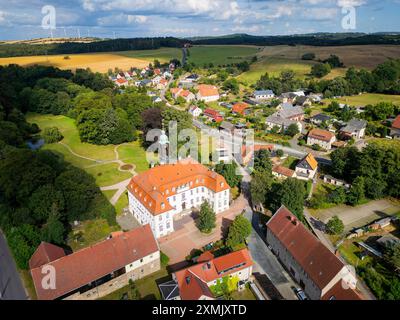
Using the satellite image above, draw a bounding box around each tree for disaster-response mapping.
[384,243,400,270]
[226,214,252,250]
[197,202,216,233]
[328,187,347,205]
[301,53,315,60]
[347,176,365,206]
[222,78,239,94]
[41,203,65,244]
[285,123,300,137]
[250,170,272,208]
[311,63,331,78]
[253,149,272,174]
[323,55,344,68]
[275,149,284,157]
[42,127,63,143]
[160,251,170,267]
[268,178,306,220]
[215,162,242,188]
[326,216,344,235]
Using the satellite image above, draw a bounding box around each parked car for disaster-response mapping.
[295,288,308,300]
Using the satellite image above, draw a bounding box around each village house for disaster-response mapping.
[294,96,311,107]
[204,108,224,123]
[159,249,253,300]
[114,78,128,87]
[266,206,363,300]
[295,153,318,181]
[310,113,332,126]
[232,102,251,116]
[241,144,274,166]
[276,104,305,121]
[152,75,162,86]
[127,160,230,239]
[29,225,160,300]
[265,115,303,134]
[253,90,275,101]
[196,84,220,102]
[156,78,168,90]
[170,88,195,102]
[323,175,351,189]
[272,165,296,179]
[307,128,336,150]
[188,105,202,118]
[390,114,400,139]
[340,118,368,140]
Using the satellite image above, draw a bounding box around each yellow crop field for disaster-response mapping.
[0,52,150,73]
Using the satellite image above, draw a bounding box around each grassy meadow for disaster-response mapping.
[26,113,150,188]
[324,93,400,106]
[186,45,260,66]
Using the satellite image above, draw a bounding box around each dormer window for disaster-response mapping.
[161,202,165,209]
[220,182,224,187]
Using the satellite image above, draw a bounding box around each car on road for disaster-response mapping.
[294,288,308,300]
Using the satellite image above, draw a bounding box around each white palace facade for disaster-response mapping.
[127,161,230,238]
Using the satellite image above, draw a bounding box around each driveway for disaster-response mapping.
[314,199,400,232]
[0,231,28,300]
[158,194,247,267]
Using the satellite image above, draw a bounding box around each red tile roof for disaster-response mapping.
[198,84,219,97]
[321,280,364,300]
[392,115,400,130]
[116,78,127,84]
[232,102,250,115]
[308,128,335,142]
[197,251,215,263]
[30,225,158,300]
[175,249,253,300]
[29,242,66,270]
[267,206,345,291]
[204,108,223,122]
[127,160,230,216]
[272,165,295,177]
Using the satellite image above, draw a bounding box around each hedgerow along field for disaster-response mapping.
[324,93,400,106]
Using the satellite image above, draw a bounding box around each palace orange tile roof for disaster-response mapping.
[127,160,230,216]
[308,128,335,142]
[197,84,219,97]
[30,225,158,300]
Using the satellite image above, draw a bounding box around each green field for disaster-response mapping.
[26,113,149,190]
[237,57,315,84]
[324,93,400,106]
[187,45,260,66]
[116,47,182,63]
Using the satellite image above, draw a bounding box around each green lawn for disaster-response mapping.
[85,163,133,187]
[27,113,148,186]
[19,269,37,300]
[282,156,298,170]
[324,93,400,107]
[115,191,129,216]
[115,47,182,63]
[338,240,373,268]
[231,287,257,300]
[238,57,315,84]
[187,45,260,66]
[117,142,151,173]
[100,267,169,300]
[67,218,120,251]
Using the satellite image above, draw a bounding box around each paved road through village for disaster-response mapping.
[0,231,27,300]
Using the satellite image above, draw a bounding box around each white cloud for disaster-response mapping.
[303,7,338,20]
[337,0,366,7]
[232,24,261,33]
[97,13,148,26]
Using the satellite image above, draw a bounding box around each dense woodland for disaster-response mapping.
[0,37,185,57]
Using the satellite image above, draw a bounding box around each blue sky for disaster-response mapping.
[0,0,399,40]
